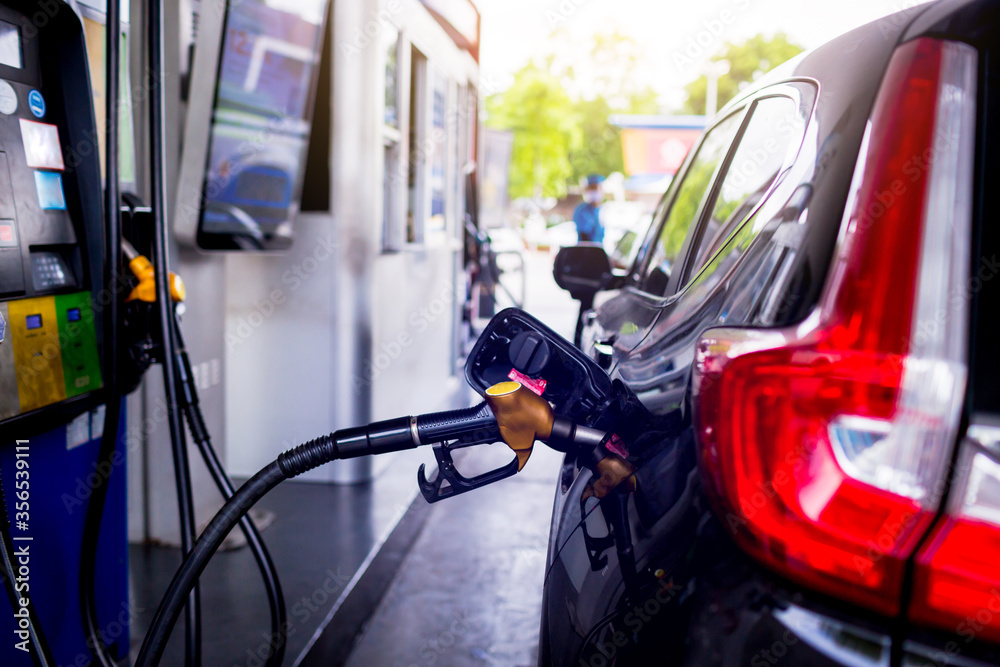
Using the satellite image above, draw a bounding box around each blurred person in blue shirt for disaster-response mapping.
[573,174,605,243]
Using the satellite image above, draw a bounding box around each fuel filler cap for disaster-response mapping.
[508,331,550,375]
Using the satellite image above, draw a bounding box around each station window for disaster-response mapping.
[407,47,428,244]
[454,83,469,235]
[462,86,477,224]
[385,46,466,249]
[384,26,400,130]
[382,24,404,249]
[426,71,449,243]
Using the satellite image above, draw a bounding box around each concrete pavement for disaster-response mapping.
[343,248,580,666]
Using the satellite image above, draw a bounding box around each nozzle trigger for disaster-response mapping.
[417,442,519,503]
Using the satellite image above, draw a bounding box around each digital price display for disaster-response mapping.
[0,20,21,69]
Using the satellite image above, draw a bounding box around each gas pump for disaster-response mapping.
[0,1,128,664]
[0,2,286,665]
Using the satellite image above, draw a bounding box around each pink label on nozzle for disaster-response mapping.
[605,433,629,459]
[507,368,547,396]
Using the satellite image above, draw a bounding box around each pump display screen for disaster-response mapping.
[198,0,328,250]
[25,314,41,330]
[0,20,20,69]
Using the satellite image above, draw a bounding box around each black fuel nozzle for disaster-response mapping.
[274,380,630,503]
[274,401,499,480]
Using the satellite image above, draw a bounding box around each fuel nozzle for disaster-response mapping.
[485,381,635,498]
[483,381,604,470]
[272,380,631,503]
[414,381,632,502]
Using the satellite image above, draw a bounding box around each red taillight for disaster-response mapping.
[911,431,1000,641]
[694,38,976,616]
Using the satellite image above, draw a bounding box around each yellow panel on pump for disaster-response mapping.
[7,297,66,412]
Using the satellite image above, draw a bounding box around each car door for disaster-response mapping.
[544,83,817,667]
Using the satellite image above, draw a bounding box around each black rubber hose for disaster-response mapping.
[0,466,54,667]
[79,0,123,661]
[148,0,200,661]
[135,388,523,666]
[135,463,286,667]
[173,316,287,667]
[136,421,424,666]
[167,421,200,667]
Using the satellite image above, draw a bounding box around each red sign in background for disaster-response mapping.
[621,128,702,175]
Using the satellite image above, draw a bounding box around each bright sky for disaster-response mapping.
[476,0,934,108]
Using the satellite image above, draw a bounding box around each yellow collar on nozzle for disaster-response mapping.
[484,381,554,471]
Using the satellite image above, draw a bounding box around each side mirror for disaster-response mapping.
[553,244,612,348]
[553,244,612,300]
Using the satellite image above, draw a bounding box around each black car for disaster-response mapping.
[544,1,1000,665]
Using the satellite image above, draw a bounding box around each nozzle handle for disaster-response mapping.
[416,402,499,445]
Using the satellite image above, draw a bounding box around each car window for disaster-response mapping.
[684,208,761,307]
[628,188,671,274]
[685,96,801,276]
[610,230,639,270]
[639,110,743,296]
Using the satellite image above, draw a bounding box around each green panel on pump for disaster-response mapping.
[55,291,102,398]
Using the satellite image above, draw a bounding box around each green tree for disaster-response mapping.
[486,64,580,199]
[682,33,804,115]
[568,89,658,181]
[568,96,622,179]
[486,29,662,197]
[561,30,660,183]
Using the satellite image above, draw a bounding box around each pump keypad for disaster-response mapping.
[30,251,73,290]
